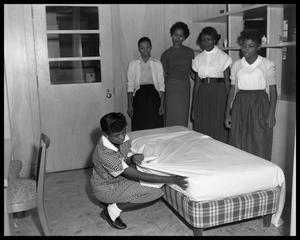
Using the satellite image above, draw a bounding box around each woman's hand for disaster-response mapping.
[224,114,231,129]
[127,105,134,119]
[171,175,188,190]
[159,104,165,115]
[131,153,144,165]
[266,114,276,128]
[189,70,197,81]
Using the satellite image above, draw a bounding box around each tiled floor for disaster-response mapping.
[10,168,291,236]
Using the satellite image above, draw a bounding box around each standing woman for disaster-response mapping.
[160,22,195,127]
[127,37,165,131]
[224,29,277,161]
[192,27,232,143]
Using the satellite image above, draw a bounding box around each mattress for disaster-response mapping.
[127,126,286,227]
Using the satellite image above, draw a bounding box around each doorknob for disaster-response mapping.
[106,89,112,98]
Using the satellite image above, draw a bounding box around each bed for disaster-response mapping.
[127,126,285,236]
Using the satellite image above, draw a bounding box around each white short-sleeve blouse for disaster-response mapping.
[230,55,276,93]
[192,46,232,78]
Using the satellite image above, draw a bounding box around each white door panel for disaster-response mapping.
[33,4,114,172]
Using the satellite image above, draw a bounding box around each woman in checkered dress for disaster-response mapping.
[90,112,188,229]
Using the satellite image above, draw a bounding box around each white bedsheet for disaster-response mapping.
[128,126,285,227]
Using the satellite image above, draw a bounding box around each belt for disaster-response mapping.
[200,78,224,83]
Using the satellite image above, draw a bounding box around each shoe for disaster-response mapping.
[101,208,127,229]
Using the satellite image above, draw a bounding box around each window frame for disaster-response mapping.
[45,4,101,84]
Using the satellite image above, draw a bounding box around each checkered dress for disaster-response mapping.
[90,137,163,204]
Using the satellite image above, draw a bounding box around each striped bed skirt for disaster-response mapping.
[163,185,280,229]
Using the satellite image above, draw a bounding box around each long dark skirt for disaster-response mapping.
[132,84,163,131]
[165,77,190,127]
[193,81,228,143]
[228,90,273,161]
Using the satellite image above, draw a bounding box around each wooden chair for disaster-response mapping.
[7,133,51,235]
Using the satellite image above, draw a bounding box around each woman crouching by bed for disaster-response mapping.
[90,112,188,229]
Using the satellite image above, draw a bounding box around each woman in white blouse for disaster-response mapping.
[192,27,232,143]
[127,37,165,131]
[224,29,277,161]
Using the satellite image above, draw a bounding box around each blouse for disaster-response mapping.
[230,55,276,95]
[192,46,232,78]
[140,60,154,85]
[91,135,132,186]
[127,57,165,95]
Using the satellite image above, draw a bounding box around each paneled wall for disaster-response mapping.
[271,100,296,195]
[4,5,41,176]
[116,4,226,61]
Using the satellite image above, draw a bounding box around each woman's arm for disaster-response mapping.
[266,85,277,128]
[223,67,230,93]
[127,61,135,119]
[121,166,188,190]
[189,69,197,81]
[159,91,165,115]
[160,52,168,78]
[127,92,134,119]
[190,74,201,121]
[224,85,235,128]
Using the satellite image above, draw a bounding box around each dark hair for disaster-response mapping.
[237,29,262,46]
[196,27,221,46]
[170,21,190,39]
[138,36,152,47]
[100,112,127,135]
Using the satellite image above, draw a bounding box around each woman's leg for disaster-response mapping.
[117,198,160,211]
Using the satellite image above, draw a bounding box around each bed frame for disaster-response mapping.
[162,185,281,236]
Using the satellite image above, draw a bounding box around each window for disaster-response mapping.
[46,6,101,84]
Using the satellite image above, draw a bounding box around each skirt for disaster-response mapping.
[228,90,273,160]
[193,80,228,143]
[132,84,163,131]
[165,77,190,127]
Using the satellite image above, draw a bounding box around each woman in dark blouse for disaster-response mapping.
[160,22,195,127]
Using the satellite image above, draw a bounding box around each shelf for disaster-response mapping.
[194,42,296,53]
[193,4,282,23]
[221,42,296,51]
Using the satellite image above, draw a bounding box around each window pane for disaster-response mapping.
[46,6,99,30]
[48,34,100,58]
[49,60,101,84]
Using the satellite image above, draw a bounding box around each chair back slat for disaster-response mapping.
[37,134,50,200]
[37,133,51,235]
[41,133,50,149]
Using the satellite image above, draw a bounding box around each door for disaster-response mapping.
[32,5,114,172]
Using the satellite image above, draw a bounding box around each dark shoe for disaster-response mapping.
[101,208,127,229]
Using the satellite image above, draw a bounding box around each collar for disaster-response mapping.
[137,56,153,63]
[101,134,130,152]
[204,46,218,54]
[241,55,262,68]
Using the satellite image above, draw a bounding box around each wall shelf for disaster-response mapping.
[193,4,273,23]
[221,41,296,51]
[194,41,296,53]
